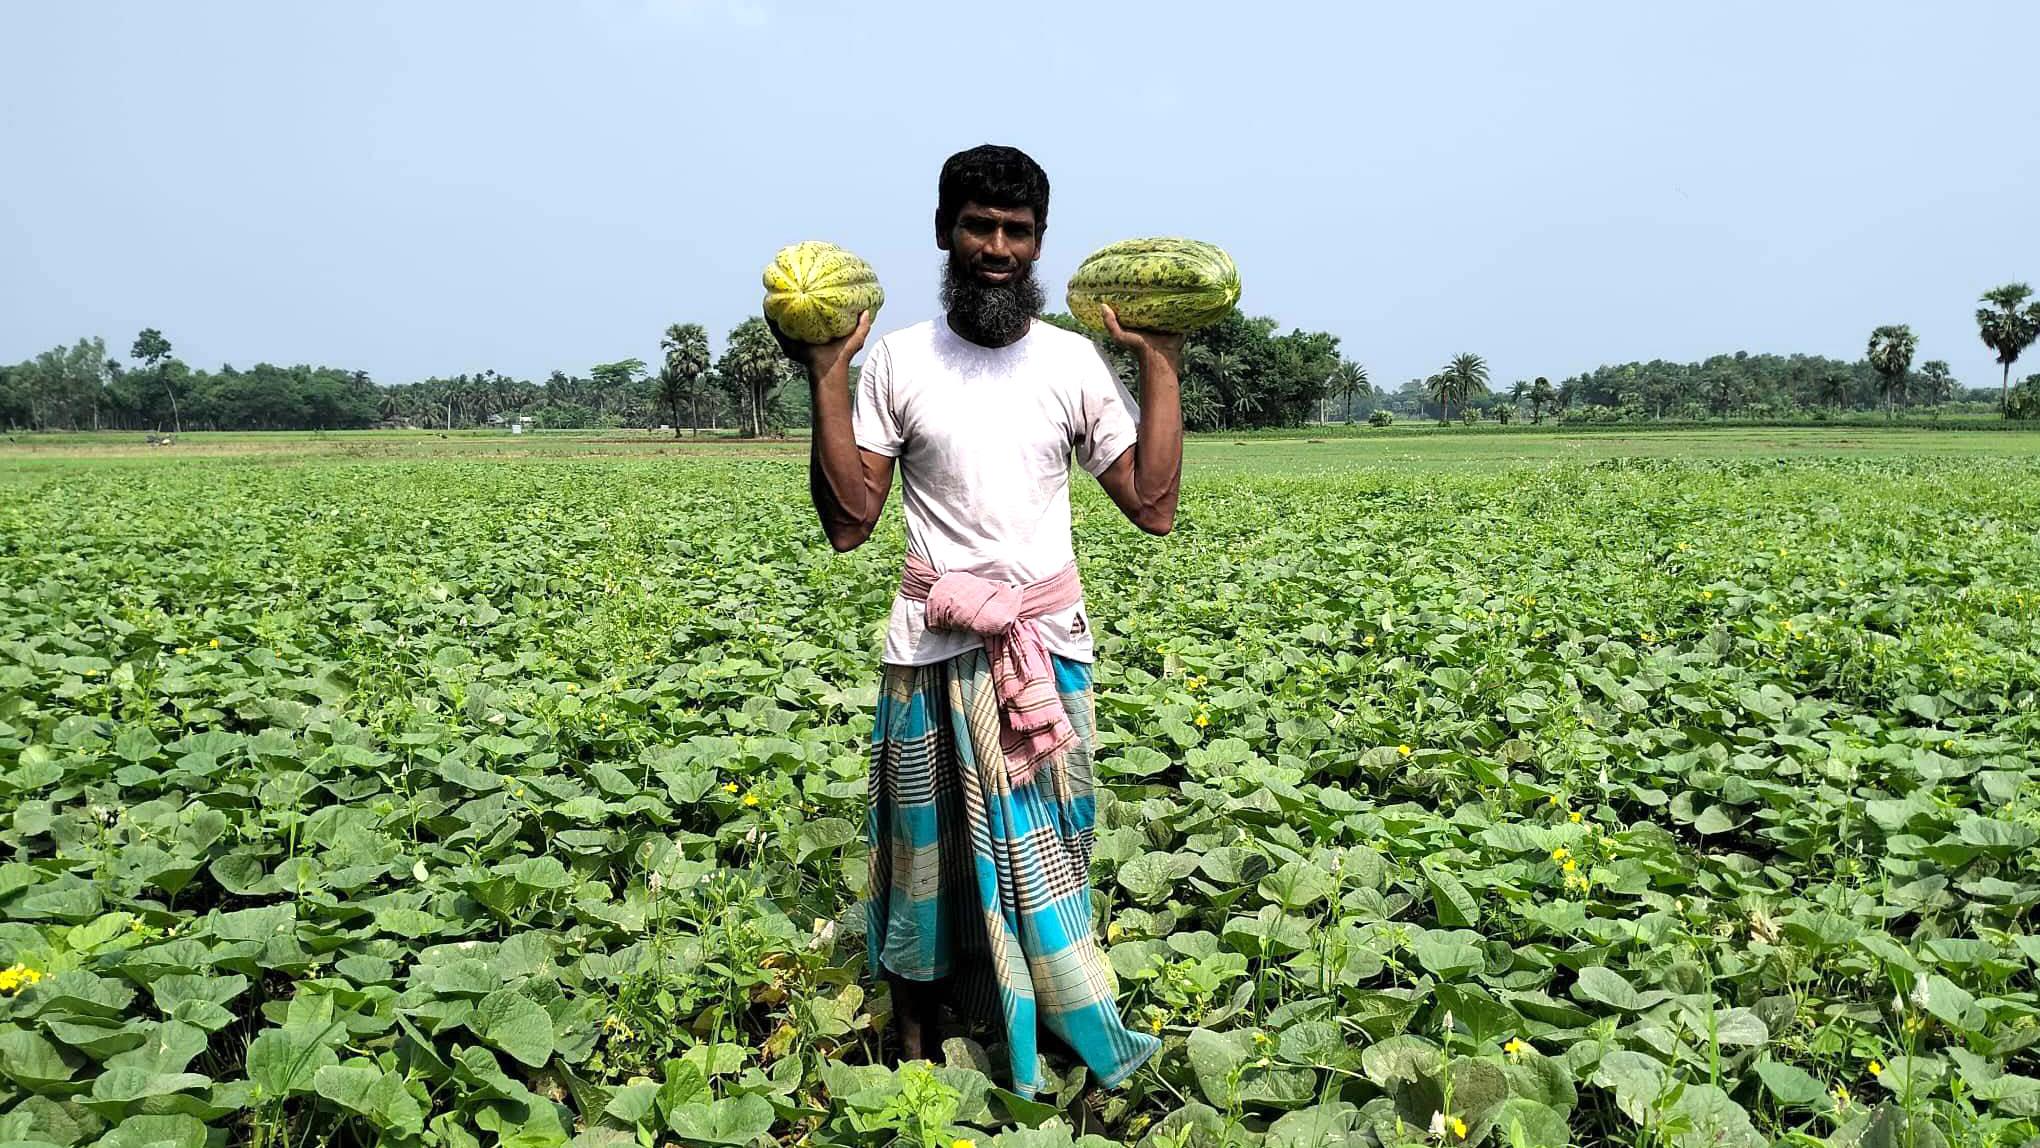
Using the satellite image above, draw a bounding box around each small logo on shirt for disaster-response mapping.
[1071,610,1087,636]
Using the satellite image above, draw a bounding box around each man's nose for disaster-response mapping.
[985,229,1011,259]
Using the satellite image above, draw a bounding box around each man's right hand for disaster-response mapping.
[769,310,873,382]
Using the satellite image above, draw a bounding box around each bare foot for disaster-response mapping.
[888,975,944,1063]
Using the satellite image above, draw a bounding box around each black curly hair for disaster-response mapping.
[936,145,1050,239]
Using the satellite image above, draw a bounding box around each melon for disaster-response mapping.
[762,242,884,343]
[1066,238,1240,334]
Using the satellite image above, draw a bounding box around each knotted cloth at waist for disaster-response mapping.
[898,553,1084,787]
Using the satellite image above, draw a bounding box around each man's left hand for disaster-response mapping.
[1100,304,1186,374]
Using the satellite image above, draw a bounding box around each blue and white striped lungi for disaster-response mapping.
[864,647,1160,1096]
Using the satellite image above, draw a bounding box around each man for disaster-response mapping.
[775,144,1183,1097]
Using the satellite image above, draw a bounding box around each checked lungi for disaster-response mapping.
[864,647,1161,1096]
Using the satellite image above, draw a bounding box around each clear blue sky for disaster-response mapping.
[4,1,2037,392]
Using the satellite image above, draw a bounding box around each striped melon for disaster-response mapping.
[1066,238,1240,334]
[762,242,884,343]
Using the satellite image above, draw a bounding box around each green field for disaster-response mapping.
[5,423,2039,473]
[2,428,2038,1148]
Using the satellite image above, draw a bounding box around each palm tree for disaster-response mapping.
[1185,346,1218,426]
[1229,368,1264,426]
[1976,283,2040,419]
[1423,373,1450,424]
[1816,368,1851,412]
[717,319,792,438]
[1554,378,1577,421]
[1917,360,1955,410]
[1528,377,1555,424]
[1188,347,1252,430]
[1178,373,1223,430]
[659,322,712,437]
[469,370,503,426]
[423,378,456,429]
[490,374,516,422]
[1428,353,1488,424]
[1330,361,1369,423]
[1866,325,1918,420]
[1216,351,1250,428]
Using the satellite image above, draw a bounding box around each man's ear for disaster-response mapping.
[934,211,950,252]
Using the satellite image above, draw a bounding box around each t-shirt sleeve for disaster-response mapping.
[850,340,903,457]
[1074,345,1141,477]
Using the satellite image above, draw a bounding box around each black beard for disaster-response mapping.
[940,253,1043,346]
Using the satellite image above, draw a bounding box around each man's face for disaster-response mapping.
[938,201,1047,346]
[940,202,1041,285]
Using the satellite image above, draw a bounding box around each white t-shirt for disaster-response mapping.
[852,316,1141,667]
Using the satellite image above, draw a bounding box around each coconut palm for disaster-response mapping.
[490,374,517,421]
[1528,376,1556,424]
[468,371,504,426]
[1976,283,2040,418]
[416,378,453,429]
[1866,325,1917,420]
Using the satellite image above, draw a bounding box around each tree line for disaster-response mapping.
[1376,283,2040,425]
[0,322,812,436]
[0,334,385,434]
[5,282,2036,434]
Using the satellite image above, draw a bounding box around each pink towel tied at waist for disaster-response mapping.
[899,553,1084,787]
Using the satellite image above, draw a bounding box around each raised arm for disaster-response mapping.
[1093,304,1185,536]
[774,311,895,551]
